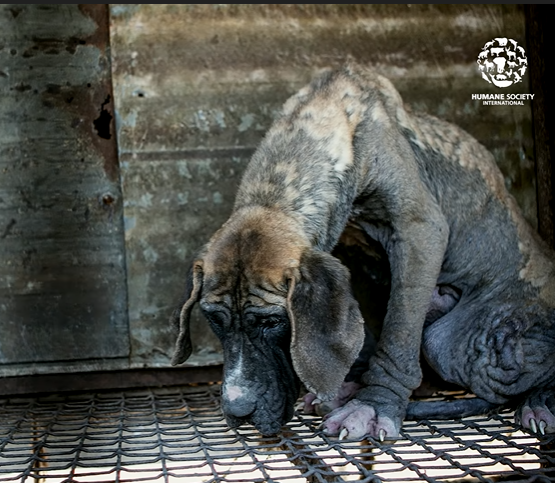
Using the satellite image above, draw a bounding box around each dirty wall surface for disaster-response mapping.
[0,5,128,376]
[110,5,534,369]
[0,5,535,375]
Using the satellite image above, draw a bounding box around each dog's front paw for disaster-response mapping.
[516,389,555,436]
[299,381,362,416]
[320,399,400,442]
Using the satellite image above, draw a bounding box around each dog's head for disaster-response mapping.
[171,207,365,435]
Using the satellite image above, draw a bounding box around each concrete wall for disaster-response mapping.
[0,4,536,375]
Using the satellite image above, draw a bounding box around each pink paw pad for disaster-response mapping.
[299,392,318,414]
[321,399,399,441]
[520,405,555,435]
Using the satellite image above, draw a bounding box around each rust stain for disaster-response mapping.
[1,5,129,367]
[79,4,120,183]
[78,4,110,52]
[33,5,120,182]
[41,80,119,183]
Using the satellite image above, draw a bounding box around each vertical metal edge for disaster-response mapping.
[526,5,555,248]
[80,4,131,359]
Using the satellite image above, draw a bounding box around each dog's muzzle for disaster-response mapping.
[222,391,256,420]
[221,382,292,435]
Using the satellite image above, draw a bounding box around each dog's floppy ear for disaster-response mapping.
[286,249,365,400]
[170,260,204,366]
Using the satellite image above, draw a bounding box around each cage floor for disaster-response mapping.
[0,384,554,483]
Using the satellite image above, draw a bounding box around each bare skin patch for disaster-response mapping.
[386,85,553,295]
[286,75,368,174]
[281,85,314,117]
[173,63,555,440]
[506,194,555,300]
[295,100,355,172]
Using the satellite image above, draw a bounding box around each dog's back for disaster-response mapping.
[236,64,555,307]
[173,63,555,438]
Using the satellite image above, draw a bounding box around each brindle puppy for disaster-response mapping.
[171,64,555,440]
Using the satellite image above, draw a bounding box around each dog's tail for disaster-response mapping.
[406,397,499,421]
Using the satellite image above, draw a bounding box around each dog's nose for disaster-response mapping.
[223,397,256,419]
[222,384,256,418]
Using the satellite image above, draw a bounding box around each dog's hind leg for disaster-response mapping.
[516,387,555,435]
[514,316,555,435]
[422,301,555,433]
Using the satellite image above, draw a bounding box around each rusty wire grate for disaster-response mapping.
[0,384,554,483]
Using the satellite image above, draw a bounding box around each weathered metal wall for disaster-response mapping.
[526,5,555,249]
[109,5,535,368]
[0,5,129,376]
[0,5,534,377]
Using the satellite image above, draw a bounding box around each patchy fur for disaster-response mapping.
[171,64,555,440]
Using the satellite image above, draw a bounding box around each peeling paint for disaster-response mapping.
[142,246,159,263]
[176,160,193,179]
[124,215,136,232]
[238,113,255,132]
[194,109,210,132]
[123,110,137,128]
[138,193,153,208]
[213,191,223,204]
[214,109,227,129]
[177,192,189,205]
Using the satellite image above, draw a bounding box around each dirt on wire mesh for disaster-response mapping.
[0,383,553,482]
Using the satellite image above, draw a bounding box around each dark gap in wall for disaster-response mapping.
[93,95,112,139]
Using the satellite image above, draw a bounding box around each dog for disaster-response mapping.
[171,63,555,440]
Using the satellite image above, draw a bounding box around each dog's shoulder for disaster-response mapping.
[319,65,555,304]
[237,63,555,302]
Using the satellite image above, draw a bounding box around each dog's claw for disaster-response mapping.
[313,398,322,406]
[295,402,305,411]
[379,429,386,442]
[539,420,547,436]
[339,428,349,441]
[530,418,538,434]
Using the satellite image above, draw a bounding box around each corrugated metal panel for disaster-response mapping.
[109,4,534,368]
[0,5,129,374]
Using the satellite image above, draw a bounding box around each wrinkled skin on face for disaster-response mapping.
[201,301,300,435]
[195,208,303,435]
[171,206,365,436]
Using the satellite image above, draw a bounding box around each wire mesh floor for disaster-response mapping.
[0,383,554,483]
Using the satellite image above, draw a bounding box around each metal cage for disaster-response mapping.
[1,384,554,483]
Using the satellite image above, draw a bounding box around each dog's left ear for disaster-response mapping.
[286,249,365,400]
[170,260,204,366]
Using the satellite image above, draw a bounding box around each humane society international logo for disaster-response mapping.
[477,37,527,87]
[472,37,533,106]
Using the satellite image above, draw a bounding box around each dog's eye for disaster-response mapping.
[206,312,224,325]
[201,308,229,328]
[260,316,282,330]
